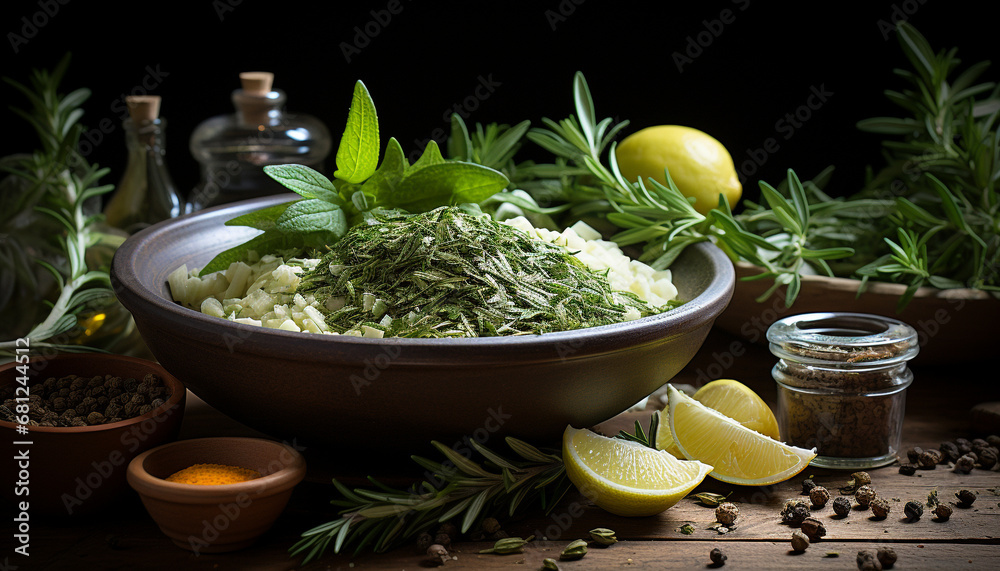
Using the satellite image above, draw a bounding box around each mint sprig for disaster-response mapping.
[199,81,510,275]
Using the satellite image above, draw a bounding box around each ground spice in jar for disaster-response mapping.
[767,313,918,470]
[165,463,261,485]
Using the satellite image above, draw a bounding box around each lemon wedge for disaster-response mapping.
[693,379,781,440]
[667,385,816,486]
[562,425,713,517]
[654,379,780,458]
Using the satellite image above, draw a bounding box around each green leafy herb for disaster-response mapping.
[200,81,510,275]
[615,412,659,449]
[0,55,119,356]
[290,437,568,563]
[298,206,661,337]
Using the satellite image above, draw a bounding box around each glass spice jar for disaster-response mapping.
[767,312,918,470]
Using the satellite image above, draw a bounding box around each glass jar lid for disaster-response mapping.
[767,312,919,368]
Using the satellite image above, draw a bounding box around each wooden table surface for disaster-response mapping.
[10,327,1000,570]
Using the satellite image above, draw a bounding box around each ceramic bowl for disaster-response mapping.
[127,436,306,553]
[110,194,735,453]
[714,261,1000,365]
[0,353,185,518]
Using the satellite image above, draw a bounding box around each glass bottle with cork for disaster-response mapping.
[103,95,183,234]
[187,71,332,211]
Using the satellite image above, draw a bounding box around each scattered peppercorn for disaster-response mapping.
[933,503,953,521]
[987,435,1000,448]
[857,550,882,570]
[956,489,977,507]
[955,438,972,454]
[917,450,939,469]
[790,530,810,553]
[939,441,960,463]
[870,497,891,519]
[801,478,817,495]
[898,464,916,476]
[809,486,831,509]
[780,500,811,527]
[709,547,727,566]
[434,533,452,548]
[415,532,433,553]
[800,518,826,541]
[971,438,989,455]
[850,471,872,488]
[979,448,998,469]
[954,454,975,474]
[877,546,897,568]
[905,447,923,463]
[437,522,459,541]
[426,544,449,566]
[904,501,923,521]
[481,517,501,535]
[715,502,739,527]
[855,485,877,508]
[833,496,852,517]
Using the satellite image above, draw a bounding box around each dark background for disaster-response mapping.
[2,0,995,207]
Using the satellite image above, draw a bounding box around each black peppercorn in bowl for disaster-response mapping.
[0,353,186,518]
[110,194,734,456]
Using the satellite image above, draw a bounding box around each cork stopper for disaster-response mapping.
[239,72,274,95]
[125,95,161,122]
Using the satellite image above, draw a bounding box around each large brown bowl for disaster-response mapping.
[0,353,185,518]
[110,194,734,453]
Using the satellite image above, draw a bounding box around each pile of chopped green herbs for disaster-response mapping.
[298,206,658,337]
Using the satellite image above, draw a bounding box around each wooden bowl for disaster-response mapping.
[110,194,735,453]
[126,437,306,553]
[0,354,185,518]
[713,261,1000,365]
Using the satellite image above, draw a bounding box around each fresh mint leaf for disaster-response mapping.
[410,140,447,171]
[199,229,312,276]
[263,164,342,204]
[334,80,380,184]
[224,202,292,231]
[385,162,509,211]
[360,137,407,202]
[276,198,348,236]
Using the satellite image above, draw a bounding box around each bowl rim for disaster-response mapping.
[111,194,736,358]
[0,353,186,433]
[126,436,307,502]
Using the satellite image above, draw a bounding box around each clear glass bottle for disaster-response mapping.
[767,312,919,469]
[187,71,332,211]
[103,95,182,234]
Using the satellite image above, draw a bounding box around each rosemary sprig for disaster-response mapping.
[0,55,117,356]
[615,411,659,449]
[291,436,568,563]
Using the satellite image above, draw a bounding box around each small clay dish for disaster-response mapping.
[126,437,307,553]
[0,353,185,518]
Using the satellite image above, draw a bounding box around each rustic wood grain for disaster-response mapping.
[8,328,1000,570]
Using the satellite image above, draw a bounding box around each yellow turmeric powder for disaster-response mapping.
[165,463,261,485]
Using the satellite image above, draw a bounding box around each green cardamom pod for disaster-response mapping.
[691,492,730,507]
[541,557,561,570]
[559,539,589,561]
[588,527,618,546]
[479,535,533,554]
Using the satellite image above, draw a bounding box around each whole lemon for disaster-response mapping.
[615,125,741,215]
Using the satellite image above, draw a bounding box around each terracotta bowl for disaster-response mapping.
[126,437,306,553]
[714,261,1000,365]
[110,194,735,453]
[0,353,185,518]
